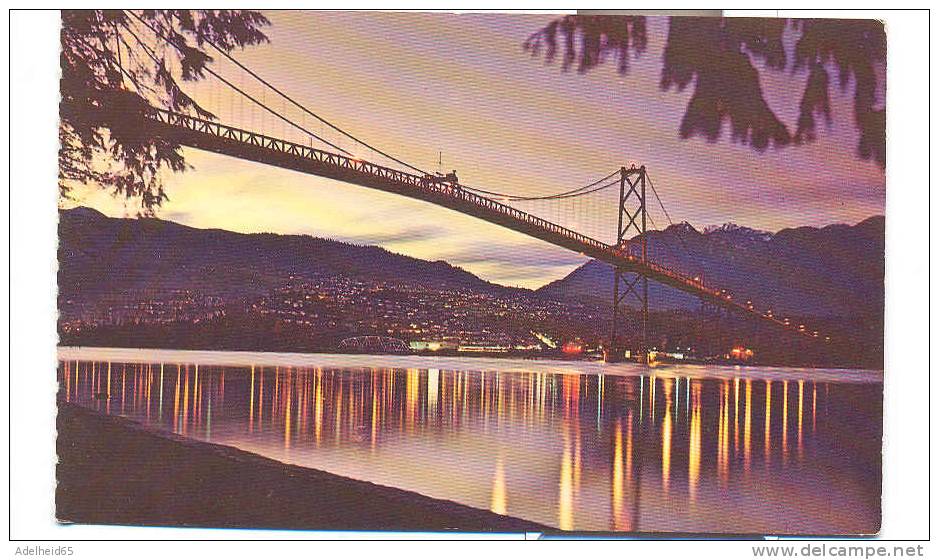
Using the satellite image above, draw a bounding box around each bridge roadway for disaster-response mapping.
[106,106,817,340]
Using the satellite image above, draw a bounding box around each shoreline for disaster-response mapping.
[56,402,551,533]
[57,346,885,384]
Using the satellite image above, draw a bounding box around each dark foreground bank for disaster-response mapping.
[56,402,549,533]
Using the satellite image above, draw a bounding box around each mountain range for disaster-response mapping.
[59,207,884,320]
[58,207,514,307]
[539,216,884,318]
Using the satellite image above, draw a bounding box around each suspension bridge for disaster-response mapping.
[66,11,829,362]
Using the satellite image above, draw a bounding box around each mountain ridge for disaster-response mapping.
[539,215,884,318]
[58,207,884,320]
[57,207,518,309]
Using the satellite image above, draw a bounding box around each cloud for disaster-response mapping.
[339,224,445,246]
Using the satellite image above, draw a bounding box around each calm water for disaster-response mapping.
[57,349,882,534]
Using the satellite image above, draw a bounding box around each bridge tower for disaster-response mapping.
[608,165,649,363]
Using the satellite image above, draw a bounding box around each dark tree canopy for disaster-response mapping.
[524,15,886,169]
[59,10,269,212]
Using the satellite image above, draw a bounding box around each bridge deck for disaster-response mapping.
[115,107,817,340]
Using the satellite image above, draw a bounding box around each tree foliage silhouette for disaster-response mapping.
[524,16,886,169]
[59,10,269,212]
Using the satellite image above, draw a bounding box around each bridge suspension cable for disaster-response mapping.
[121,10,691,244]
[124,10,353,156]
[646,171,695,260]
[128,11,635,208]
[647,172,675,227]
[123,11,648,220]
[462,169,621,201]
[188,17,434,176]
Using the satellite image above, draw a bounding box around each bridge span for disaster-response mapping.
[69,103,821,345]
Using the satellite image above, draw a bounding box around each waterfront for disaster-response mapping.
[57,348,882,534]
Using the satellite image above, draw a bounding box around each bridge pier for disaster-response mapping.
[608,165,649,364]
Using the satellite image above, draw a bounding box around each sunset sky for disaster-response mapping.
[65,11,887,289]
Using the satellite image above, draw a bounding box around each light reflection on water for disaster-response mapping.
[58,356,882,534]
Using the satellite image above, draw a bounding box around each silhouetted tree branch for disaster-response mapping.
[525,15,886,169]
[59,10,270,213]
